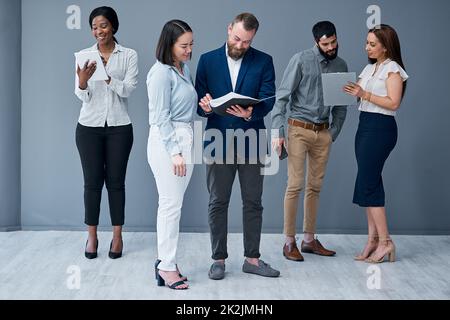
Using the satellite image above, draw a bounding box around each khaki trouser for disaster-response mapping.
[284,124,332,236]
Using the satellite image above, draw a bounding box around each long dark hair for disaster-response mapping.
[156,20,192,66]
[89,6,119,43]
[368,24,407,97]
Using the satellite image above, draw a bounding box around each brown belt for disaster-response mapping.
[288,118,329,131]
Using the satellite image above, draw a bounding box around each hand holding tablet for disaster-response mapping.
[75,50,109,81]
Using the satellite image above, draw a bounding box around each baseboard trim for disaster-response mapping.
[13,225,450,235]
[0,226,22,232]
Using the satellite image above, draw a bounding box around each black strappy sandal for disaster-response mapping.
[155,260,188,290]
[155,259,188,281]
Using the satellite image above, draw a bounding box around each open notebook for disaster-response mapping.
[209,92,275,116]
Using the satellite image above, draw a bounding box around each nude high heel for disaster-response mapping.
[354,235,379,261]
[365,237,396,263]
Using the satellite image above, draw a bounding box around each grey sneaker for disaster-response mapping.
[208,261,225,280]
[242,259,280,277]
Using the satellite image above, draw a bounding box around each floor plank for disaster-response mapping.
[0,231,449,300]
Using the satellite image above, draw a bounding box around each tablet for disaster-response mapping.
[321,72,358,106]
[74,50,108,81]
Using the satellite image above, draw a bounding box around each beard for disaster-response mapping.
[227,40,248,60]
[317,43,339,61]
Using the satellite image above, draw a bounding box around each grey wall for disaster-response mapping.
[0,0,21,231]
[19,0,450,234]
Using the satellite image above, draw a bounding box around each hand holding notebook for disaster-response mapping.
[209,92,275,116]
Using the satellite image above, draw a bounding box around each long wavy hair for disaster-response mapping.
[368,24,407,98]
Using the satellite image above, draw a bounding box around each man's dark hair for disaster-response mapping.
[231,12,259,33]
[312,21,336,41]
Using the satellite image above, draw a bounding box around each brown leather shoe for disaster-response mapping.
[283,242,304,261]
[301,238,336,256]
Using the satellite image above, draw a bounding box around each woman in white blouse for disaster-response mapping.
[147,20,197,290]
[75,6,138,260]
[344,24,408,264]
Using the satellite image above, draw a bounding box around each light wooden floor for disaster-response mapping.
[0,231,449,300]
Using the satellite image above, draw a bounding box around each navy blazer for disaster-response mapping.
[195,44,275,160]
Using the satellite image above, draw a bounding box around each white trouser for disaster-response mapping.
[147,122,194,271]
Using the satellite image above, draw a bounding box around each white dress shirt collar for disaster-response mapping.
[225,43,242,92]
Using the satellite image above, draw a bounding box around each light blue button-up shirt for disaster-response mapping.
[147,60,198,155]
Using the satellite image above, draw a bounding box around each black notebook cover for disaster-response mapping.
[211,97,260,116]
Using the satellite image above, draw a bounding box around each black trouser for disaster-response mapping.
[206,160,264,260]
[76,123,133,226]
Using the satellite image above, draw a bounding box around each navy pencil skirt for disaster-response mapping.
[353,111,397,207]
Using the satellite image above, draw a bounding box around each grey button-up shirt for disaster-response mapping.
[271,46,348,141]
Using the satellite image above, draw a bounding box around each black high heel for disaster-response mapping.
[154,259,187,281]
[108,238,123,259]
[85,239,98,259]
[154,260,187,290]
